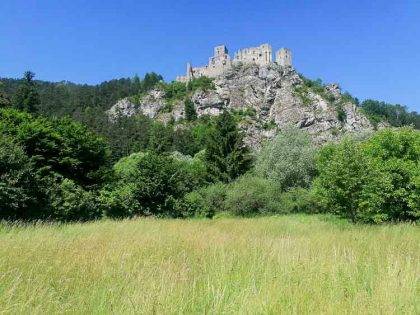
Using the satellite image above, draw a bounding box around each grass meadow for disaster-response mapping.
[0,215,418,314]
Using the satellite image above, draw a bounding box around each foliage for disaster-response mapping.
[190,117,214,148]
[100,183,139,218]
[0,137,39,219]
[256,126,316,191]
[102,151,205,217]
[160,76,215,103]
[0,108,109,188]
[313,128,420,223]
[277,187,318,214]
[178,182,227,218]
[170,151,208,188]
[187,76,215,92]
[48,179,101,221]
[313,139,388,223]
[1,72,162,117]
[12,71,40,112]
[362,128,420,221]
[161,81,187,101]
[0,108,109,221]
[148,122,174,154]
[0,83,10,108]
[184,98,197,121]
[204,111,252,183]
[142,72,163,91]
[360,99,419,129]
[96,112,153,161]
[172,127,201,156]
[224,175,282,216]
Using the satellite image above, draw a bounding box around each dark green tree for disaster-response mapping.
[101,152,200,217]
[142,72,163,91]
[204,110,252,183]
[12,71,40,112]
[148,122,173,154]
[184,98,197,121]
[0,136,39,219]
[0,83,10,108]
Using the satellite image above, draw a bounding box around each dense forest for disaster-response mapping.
[0,72,419,224]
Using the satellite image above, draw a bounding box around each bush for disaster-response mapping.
[99,183,139,219]
[187,76,215,92]
[313,128,420,223]
[0,108,109,188]
[48,179,101,221]
[0,108,109,221]
[178,182,227,218]
[224,175,282,216]
[171,151,208,188]
[0,136,39,219]
[277,188,318,214]
[102,151,207,218]
[363,128,420,221]
[256,126,316,191]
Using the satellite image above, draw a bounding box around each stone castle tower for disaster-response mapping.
[177,43,292,82]
[276,48,292,67]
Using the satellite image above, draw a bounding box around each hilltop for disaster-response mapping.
[109,62,373,148]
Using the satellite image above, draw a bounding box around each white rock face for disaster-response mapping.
[107,98,138,120]
[108,63,373,149]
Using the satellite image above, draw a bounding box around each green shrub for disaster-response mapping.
[278,188,318,214]
[224,175,281,216]
[0,108,109,221]
[99,183,139,218]
[313,128,420,223]
[256,126,316,191]
[48,179,101,221]
[171,151,208,188]
[0,108,109,188]
[102,151,207,218]
[363,128,420,221]
[179,182,227,218]
[162,81,187,101]
[0,136,39,219]
[187,76,215,92]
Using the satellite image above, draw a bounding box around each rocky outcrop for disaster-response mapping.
[108,63,373,148]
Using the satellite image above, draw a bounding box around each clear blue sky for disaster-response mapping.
[1,0,419,112]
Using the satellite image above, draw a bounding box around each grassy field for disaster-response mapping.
[0,215,418,314]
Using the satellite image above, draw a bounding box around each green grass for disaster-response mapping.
[0,215,418,314]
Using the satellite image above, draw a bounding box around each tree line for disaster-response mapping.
[0,72,418,223]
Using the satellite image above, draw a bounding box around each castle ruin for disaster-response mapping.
[176,44,292,82]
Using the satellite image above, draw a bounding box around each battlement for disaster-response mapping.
[176,43,292,82]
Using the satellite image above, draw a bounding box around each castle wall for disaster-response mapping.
[233,44,272,65]
[177,44,292,82]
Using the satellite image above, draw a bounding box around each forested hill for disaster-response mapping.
[0,72,163,117]
[1,72,418,131]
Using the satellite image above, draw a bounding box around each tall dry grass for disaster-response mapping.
[0,215,418,314]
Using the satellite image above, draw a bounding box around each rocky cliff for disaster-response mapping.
[108,63,373,148]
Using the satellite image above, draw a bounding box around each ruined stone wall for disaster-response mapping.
[177,44,292,82]
[233,43,272,65]
[276,48,292,67]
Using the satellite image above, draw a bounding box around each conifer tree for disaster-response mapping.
[12,71,40,112]
[204,110,252,182]
[0,83,10,108]
[184,98,197,121]
[148,123,173,154]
